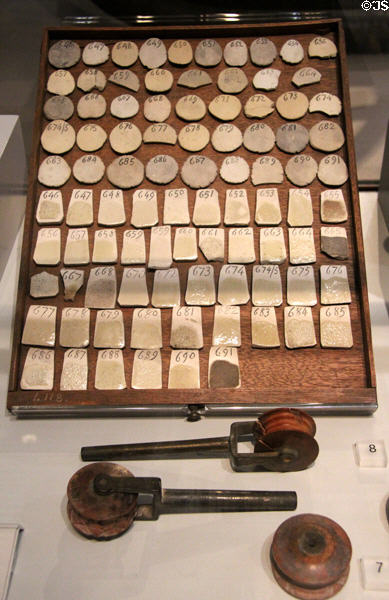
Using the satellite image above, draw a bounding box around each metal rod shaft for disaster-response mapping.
[160,489,297,513]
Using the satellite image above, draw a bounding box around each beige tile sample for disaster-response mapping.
[284,306,316,349]
[320,305,353,348]
[108,70,140,92]
[152,268,180,307]
[37,156,71,187]
[145,68,173,92]
[43,95,74,121]
[146,154,179,185]
[82,41,109,65]
[220,156,249,184]
[76,123,107,152]
[185,265,216,305]
[139,38,167,68]
[250,38,277,66]
[178,123,209,152]
[109,122,142,154]
[22,305,57,347]
[212,305,241,346]
[95,349,126,390]
[285,155,318,187]
[118,267,149,306]
[193,189,220,226]
[218,265,249,305]
[33,228,61,266]
[309,92,342,116]
[60,268,84,301]
[175,94,206,121]
[60,348,88,391]
[143,123,177,145]
[320,265,351,305]
[228,228,255,263]
[289,228,316,264]
[181,155,217,189]
[320,189,347,223]
[243,123,275,153]
[64,228,90,265]
[309,121,345,152]
[148,226,172,269]
[112,41,138,67]
[199,228,225,262]
[292,67,321,87]
[255,188,281,225]
[280,39,304,64]
[224,189,250,225]
[21,347,54,390]
[66,189,93,226]
[171,306,203,349]
[85,266,117,309]
[30,271,59,299]
[252,69,281,91]
[260,227,287,264]
[121,229,146,265]
[194,39,222,66]
[94,310,125,348]
[168,40,193,65]
[131,189,158,227]
[77,93,106,118]
[208,346,240,388]
[163,188,190,225]
[110,93,139,119]
[168,350,200,389]
[244,93,275,118]
[131,308,162,349]
[47,69,75,95]
[48,39,81,68]
[276,123,309,154]
[92,229,117,263]
[223,40,248,66]
[59,307,90,347]
[217,68,248,93]
[73,154,105,184]
[106,155,144,189]
[320,227,348,260]
[287,188,313,226]
[252,265,282,306]
[36,189,63,224]
[131,349,162,389]
[211,123,242,152]
[173,228,197,261]
[143,94,171,121]
[177,69,212,89]
[251,156,284,185]
[318,155,348,186]
[208,94,241,121]
[41,119,75,154]
[308,37,337,59]
[251,306,280,348]
[77,68,106,92]
[287,265,317,306]
[98,189,125,226]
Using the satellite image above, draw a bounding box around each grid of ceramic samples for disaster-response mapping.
[20,30,356,393]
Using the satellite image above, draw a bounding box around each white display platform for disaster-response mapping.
[0,191,388,600]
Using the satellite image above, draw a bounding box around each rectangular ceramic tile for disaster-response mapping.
[121,229,146,264]
[98,189,125,226]
[21,305,57,347]
[192,189,220,226]
[64,228,90,265]
[60,268,85,301]
[255,188,281,225]
[36,189,63,224]
[95,349,126,390]
[320,189,347,223]
[173,227,197,261]
[59,307,90,347]
[131,349,162,389]
[199,228,225,262]
[185,265,216,305]
[252,265,282,306]
[208,346,240,388]
[287,188,313,226]
[212,305,241,346]
[33,228,61,266]
[60,348,88,390]
[66,189,93,226]
[148,225,172,269]
[287,265,317,306]
[131,308,162,349]
[20,347,54,390]
[117,267,149,306]
[320,227,348,260]
[284,306,316,349]
[251,306,280,348]
[151,268,180,307]
[92,229,118,263]
[224,189,250,225]
[170,306,203,349]
[320,305,353,348]
[320,265,351,304]
[29,272,58,299]
[93,309,125,348]
[131,189,158,227]
[259,227,287,264]
[218,264,249,305]
[228,228,255,263]
[288,227,316,264]
[168,350,200,388]
[84,266,117,309]
[163,188,190,225]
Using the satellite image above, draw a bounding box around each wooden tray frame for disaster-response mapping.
[7,19,377,418]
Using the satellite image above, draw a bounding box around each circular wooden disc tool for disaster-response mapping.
[271,513,352,599]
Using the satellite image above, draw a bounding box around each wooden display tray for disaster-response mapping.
[7,19,377,418]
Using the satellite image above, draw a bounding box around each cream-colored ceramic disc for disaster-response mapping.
[292,67,321,87]
[48,40,81,68]
[110,94,139,119]
[112,41,138,66]
[318,155,349,186]
[73,155,105,184]
[251,156,284,185]
[76,124,107,151]
[168,40,193,65]
[285,154,318,186]
[41,120,75,154]
[43,95,74,121]
[178,123,209,151]
[309,93,342,116]
[220,157,249,184]
[208,95,241,121]
[194,39,222,66]
[181,155,217,189]
[106,155,144,189]
[146,155,179,184]
[143,94,171,121]
[109,122,142,153]
[143,123,177,145]
[280,39,304,64]
[276,91,309,120]
[252,68,281,91]
[250,38,277,66]
[82,41,109,65]
[211,123,242,152]
[276,123,309,153]
[217,68,248,94]
[77,93,106,119]
[175,95,206,121]
[38,156,71,187]
[243,123,275,153]
[308,37,337,58]
[47,70,75,95]
[77,68,106,92]
[108,70,140,92]
[309,121,345,152]
[139,38,167,68]
[145,68,174,92]
[177,69,212,88]
[223,40,248,66]
[244,94,274,119]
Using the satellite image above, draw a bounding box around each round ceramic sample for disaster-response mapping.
[285,154,318,186]
[251,156,284,185]
[178,123,210,151]
[318,155,349,186]
[106,155,144,189]
[47,70,75,95]
[280,39,304,64]
[194,39,222,66]
[144,68,174,92]
[38,156,71,187]
[276,91,309,120]
[76,124,107,151]
[82,41,109,65]
[48,40,81,68]
[244,94,274,119]
[309,121,345,152]
[168,40,193,65]
[211,123,243,152]
[181,155,217,189]
[253,68,281,91]
[73,155,105,184]
[43,95,74,121]
[177,69,212,88]
[292,67,322,87]
[146,155,179,184]
[223,40,248,66]
[77,93,106,119]
[217,68,248,94]
[40,120,76,154]
[112,41,138,67]
[139,38,167,68]
[143,123,177,145]
[175,95,206,121]
[110,94,139,119]
[250,38,277,66]
[309,93,342,116]
[308,36,337,58]
[276,123,309,153]
[109,122,142,153]
[77,68,106,92]
[144,94,171,121]
[243,123,275,153]
[220,156,249,184]
[108,70,140,92]
[208,94,241,121]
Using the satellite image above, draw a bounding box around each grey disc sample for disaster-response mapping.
[177,69,212,89]
[276,123,309,153]
[224,40,248,66]
[318,155,349,186]
[73,155,105,184]
[285,154,318,186]
[181,155,217,189]
[309,121,345,152]
[106,155,144,189]
[194,39,222,66]
[146,155,179,184]
[43,96,74,121]
[243,123,275,153]
[108,70,140,92]
[110,94,139,119]
[48,40,81,68]
[250,38,277,66]
[220,156,249,184]
[139,38,167,68]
